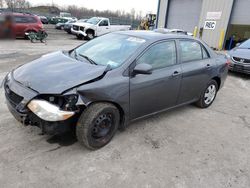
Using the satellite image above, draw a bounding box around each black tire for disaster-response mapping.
[76,35,83,40]
[196,80,218,108]
[86,30,94,40]
[76,103,120,150]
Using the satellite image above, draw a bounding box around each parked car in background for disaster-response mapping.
[64,19,87,34]
[71,17,131,40]
[154,28,193,36]
[227,39,250,74]
[39,16,48,24]
[0,13,44,38]
[49,17,69,24]
[55,20,76,30]
[3,31,228,149]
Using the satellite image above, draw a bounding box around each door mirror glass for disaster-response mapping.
[133,63,152,75]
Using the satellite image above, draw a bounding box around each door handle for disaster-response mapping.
[172,71,181,77]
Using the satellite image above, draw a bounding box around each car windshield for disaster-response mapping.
[74,33,146,68]
[239,39,250,49]
[86,17,101,25]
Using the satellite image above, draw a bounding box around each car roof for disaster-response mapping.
[115,30,194,41]
[2,12,35,17]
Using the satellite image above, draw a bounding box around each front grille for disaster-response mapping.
[5,86,23,107]
[232,56,250,64]
[73,25,79,31]
[80,26,84,31]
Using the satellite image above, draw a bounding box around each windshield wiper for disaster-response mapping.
[78,54,97,65]
[70,49,79,60]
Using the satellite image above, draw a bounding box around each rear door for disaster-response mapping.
[13,16,27,37]
[129,40,182,120]
[177,39,215,104]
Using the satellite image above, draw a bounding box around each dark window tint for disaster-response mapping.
[26,17,37,23]
[137,41,177,70]
[14,16,26,23]
[99,20,108,26]
[14,16,37,23]
[180,40,202,62]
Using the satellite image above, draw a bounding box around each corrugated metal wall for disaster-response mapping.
[230,0,250,25]
[157,0,169,28]
[157,0,250,48]
[166,0,202,32]
[198,0,234,48]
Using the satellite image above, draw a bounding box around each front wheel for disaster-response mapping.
[86,30,94,40]
[76,103,120,150]
[196,80,218,108]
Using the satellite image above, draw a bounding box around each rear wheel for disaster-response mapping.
[76,103,120,150]
[196,80,218,108]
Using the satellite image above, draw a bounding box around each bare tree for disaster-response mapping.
[0,0,4,8]
[5,0,30,10]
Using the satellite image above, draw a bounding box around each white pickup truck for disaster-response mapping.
[71,17,131,40]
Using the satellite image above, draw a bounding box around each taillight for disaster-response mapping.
[226,59,231,67]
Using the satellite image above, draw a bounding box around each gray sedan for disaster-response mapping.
[227,39,250,74]
[3,31,228,149]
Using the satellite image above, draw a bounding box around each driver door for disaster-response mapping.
[97,19,110,36]
[129,40,182,120]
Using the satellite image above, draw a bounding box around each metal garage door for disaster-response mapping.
[230,0,250,25]
[166,0,202,32]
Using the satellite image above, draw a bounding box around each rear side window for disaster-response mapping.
[180,40,202,62]
[14,16,37,23]
[202,46,209,59]
[137,41,177,70]
[26,17,37,23]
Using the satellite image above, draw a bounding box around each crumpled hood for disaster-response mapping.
[229,48,250,59]
[13,51,106,94]
[73,22,95,27]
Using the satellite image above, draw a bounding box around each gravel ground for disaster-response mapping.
[0,25,250,188]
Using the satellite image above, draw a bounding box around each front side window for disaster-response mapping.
[137,41,177,70]
[74,33,146,68]
[26,17,37,23]
[99,20,108,26]
[180,40,202,62]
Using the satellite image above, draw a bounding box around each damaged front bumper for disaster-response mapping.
[3,72,79,135]
[71,28,87,37]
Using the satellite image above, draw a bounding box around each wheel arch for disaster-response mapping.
[212,76,221,90]
[85,100,126,128]
[85,28,95,36]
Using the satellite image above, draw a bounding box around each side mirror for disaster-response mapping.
[236,43,241,47]
[133,63,152,75]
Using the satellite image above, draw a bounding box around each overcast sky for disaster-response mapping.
[29,0,158,14]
